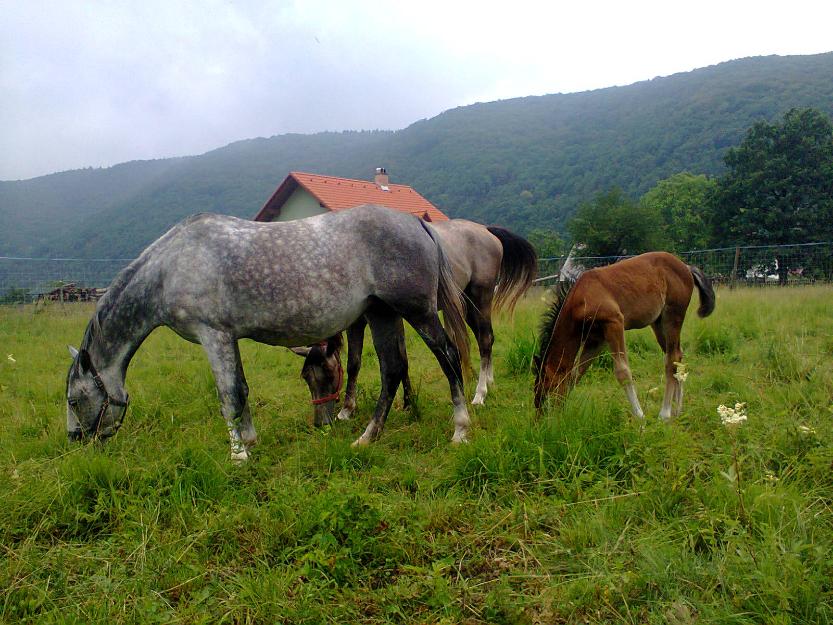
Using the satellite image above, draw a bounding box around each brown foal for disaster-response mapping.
[534,252,715,419]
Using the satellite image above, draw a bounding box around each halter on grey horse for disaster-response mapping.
[65,204,471,461]
[298,218,537,420]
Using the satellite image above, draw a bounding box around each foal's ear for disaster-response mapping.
[67,345,79,359]
[289,347,312,358]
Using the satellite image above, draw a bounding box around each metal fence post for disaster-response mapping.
[730,247,741,290]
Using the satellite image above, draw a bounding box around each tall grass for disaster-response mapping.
[1,287,832,623]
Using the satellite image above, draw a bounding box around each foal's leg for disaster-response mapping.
[467,285,495,405]
[338,317,367,421]
[603,320,644,419]
[409,313,470,443]
[656,313,685,421]
[198,328,256,463]
[353,312,407,446]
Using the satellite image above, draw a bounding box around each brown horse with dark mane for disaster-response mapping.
[534,251,715,419]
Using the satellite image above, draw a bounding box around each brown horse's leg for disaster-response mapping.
[603,319,644,418]
[575,342,604,379]
[660,314,685,420]
[651,319,673,419]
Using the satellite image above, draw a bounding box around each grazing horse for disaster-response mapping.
[533,252,715,419]
[295,219,537,422]
[65,205,471,461]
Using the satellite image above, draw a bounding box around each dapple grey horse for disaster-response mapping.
[294,218,537,420]
[65,205,471,461]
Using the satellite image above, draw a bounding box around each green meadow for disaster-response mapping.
[1,286,832,624]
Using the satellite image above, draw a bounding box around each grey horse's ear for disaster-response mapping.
[77,349,93,373]
[68,345,79,359]
[289,347,312,358]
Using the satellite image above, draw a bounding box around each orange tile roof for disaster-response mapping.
[253,171,448,222]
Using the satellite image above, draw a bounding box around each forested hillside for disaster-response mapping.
[2,53,833,258]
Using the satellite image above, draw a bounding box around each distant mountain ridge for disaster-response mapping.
[2,52,833,258]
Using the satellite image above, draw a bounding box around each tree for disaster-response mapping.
[567,189,669,257]
[640,172,717,251]
[712,108,833,247]
[526,228,565,258]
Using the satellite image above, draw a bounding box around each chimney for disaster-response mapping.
[374,167,389,190]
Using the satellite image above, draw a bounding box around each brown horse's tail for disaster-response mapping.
[486,226,538,315]
[421,222,471,373]
[689,265,716,318]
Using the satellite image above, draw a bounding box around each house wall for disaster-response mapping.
[272,188,327,221]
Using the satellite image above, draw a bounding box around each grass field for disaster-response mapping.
[1,286,832,624]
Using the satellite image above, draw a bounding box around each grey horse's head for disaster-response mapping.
[66,346,129,442]
[291,334,343,427]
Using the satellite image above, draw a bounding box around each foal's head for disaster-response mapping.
[291,334,344,427]
[533,280,579,411]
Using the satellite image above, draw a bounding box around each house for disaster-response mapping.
[252,168,448,223]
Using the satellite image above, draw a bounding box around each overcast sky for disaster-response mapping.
[1,0,832,181]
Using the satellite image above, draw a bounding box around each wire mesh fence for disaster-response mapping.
[1,241,832,304]
[0,257,133,304]
[535,241,833,287]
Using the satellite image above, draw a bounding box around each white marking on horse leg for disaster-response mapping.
[228,428,249,464]
[673,382,684,416]
[625,383,644,419]
[472,376,488,405]
[659,377,675,421]
[352,419,380,447]
[451,401,471,443]
[337,395,356,420]
[472,357,492,405]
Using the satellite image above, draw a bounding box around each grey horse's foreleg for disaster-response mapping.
[198,328,257,462]
[339,316,412,421]
[411,314,470,443]
[353,312,407,446]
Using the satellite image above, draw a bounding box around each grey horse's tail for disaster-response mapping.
[420,221,472,373]
[486,226,538,315]
[689,265,716,318]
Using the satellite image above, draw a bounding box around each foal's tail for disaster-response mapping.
[689,265,716,318]
[486,226,538,316]
[420,222,472,373]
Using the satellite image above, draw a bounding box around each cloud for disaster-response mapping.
[1,0,832,180]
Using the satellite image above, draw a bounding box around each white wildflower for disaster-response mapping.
[798,425,816,436]
[673,362,688,383]
[763,471,778,484]
[6,354,15,363]
[718,402,747,426]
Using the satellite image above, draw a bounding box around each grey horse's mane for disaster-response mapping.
[79,254,149,352]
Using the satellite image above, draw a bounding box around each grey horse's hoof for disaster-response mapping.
[231,448,249,464]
